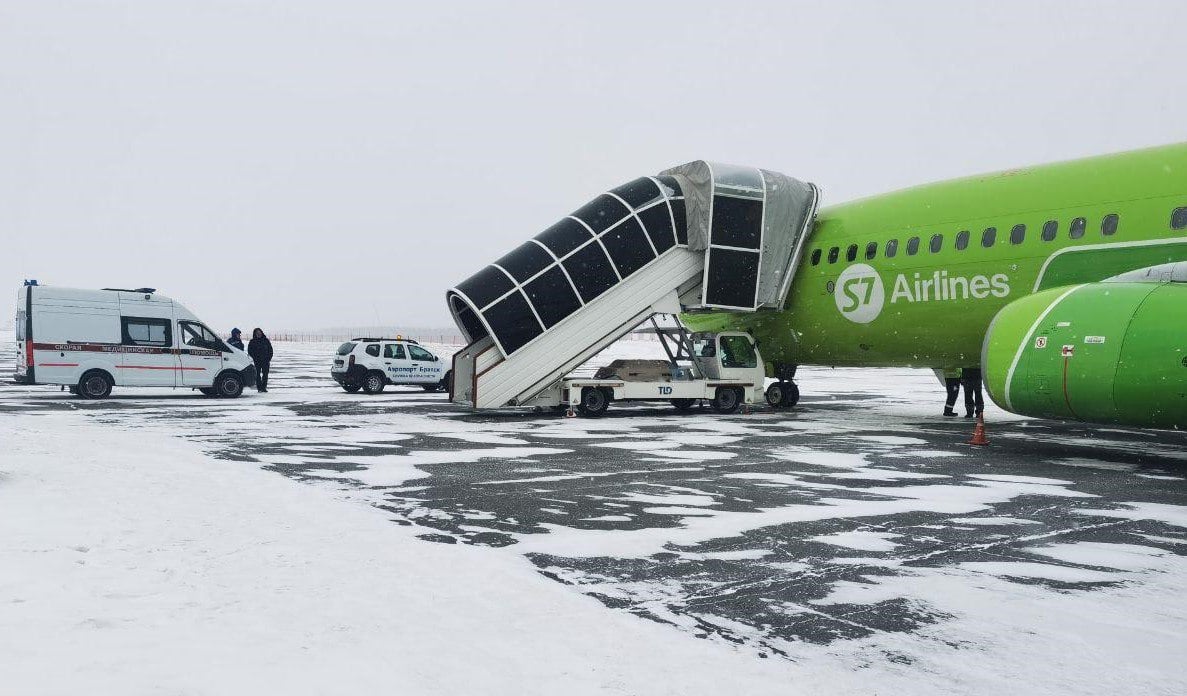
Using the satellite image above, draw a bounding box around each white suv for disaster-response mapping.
[331,338,451,394]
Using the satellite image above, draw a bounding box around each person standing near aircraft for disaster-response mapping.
[248,328,273,392]
[227,327,244,351]
[961,367,984,418]
[942,368,962,417]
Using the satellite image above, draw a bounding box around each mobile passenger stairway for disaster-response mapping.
[447,161,819,410]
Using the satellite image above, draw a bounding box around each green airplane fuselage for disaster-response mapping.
[687,143,1187,373]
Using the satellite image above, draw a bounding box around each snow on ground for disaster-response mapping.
[2,339,1187,695]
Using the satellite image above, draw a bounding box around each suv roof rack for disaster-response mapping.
[102,287,157,294]
[351,337,419,344]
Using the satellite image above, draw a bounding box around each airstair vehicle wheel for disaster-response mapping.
[77,370,113,399]
[670,398,697,411]
[712,386,741,414]
[362,371,386,394]
[577,387,609,416]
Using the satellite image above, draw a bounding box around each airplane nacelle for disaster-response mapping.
[983,276,1187,429]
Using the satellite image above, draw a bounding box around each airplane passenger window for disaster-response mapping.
[1173,207,1187,230]
[1069,217,1086,239]
[1010,224,1026,244]
[929,234,943,253]
[981,227,996,247]
[955,230,969,250]
[885,239,898,258]
[810,248,822,266]
[906,237,920,255]
[865,241,877,260]
[827,247,839,264]
[1042,220,1058,241]
[1101,214,1119,236]
[846,244,858,262]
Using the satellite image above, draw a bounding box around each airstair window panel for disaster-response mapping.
[496,242,554,283]
[456,265,515,310]
[524,266,581,328]
[601,217,655,278]
[482,290,543,355]
[611,177,664,210]
[669,198,688,245]
[455,303,488,342]
[704,248,760,309]
[637,203,676,253]
[710,195,764,249]
[536,218,594,257]
[573,194,632,234]
[562,243,619,303]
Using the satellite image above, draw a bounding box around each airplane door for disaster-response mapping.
[382,342,412,383]
[178,321,227,386]
[406,343,442,383]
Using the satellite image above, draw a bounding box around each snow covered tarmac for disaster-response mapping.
[2,341,1186,695]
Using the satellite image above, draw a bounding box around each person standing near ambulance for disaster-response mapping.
[227,328,245,351]
[248,328,273,392]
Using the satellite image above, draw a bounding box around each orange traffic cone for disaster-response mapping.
[968,415,989,446]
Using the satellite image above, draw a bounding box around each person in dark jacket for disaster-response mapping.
[961,366,984,418]
[227,328,244,351]
[248,328,273,392]
[941,367,962,417]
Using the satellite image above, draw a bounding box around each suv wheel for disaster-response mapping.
[362,371,386,394]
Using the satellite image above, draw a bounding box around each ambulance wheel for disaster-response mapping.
[362,371,386,394]
[214,371,244,398]
[711,386,741,414]
[199,387,217,396]
[670,398,697,411]
[341,383,361,393]
[577,387,609,416]
[765,381,800,409]
[77,370,113,399]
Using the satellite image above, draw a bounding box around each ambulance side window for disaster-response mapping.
[383,344,406,359]
[122,316,172,347]
[15,310,26,341]
[408,345,435,361]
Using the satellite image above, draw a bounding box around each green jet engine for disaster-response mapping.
[983,263,1187,429]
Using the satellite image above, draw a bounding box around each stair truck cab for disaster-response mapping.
[13,283,256,399]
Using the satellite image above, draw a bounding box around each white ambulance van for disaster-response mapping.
[13,283,256,399]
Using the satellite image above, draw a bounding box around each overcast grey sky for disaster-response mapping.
[3,1,1185,330]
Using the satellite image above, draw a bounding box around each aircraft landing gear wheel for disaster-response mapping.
[670,398,696,411]
[712,386,741,414]
[362,371,386,394]
[77,370,113,399]
[577,386,609,416]
[765,381,800,409]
